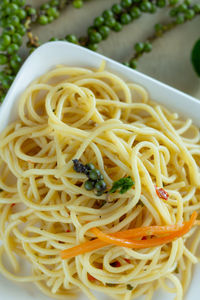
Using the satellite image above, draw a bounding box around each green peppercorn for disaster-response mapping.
[95,180,107,192]
[50,0,59,6]
[47,7,59,18]
[73,0,83,8]
[113,22,122,32]
[0,34,11,47]
[130,59,137,69]
[7,15,20,26]
[89,31,102,44]
[94,16,104,27]
[16,24,26,36]
[87,43,98,51]
[38,15,49,25]
[120,13,132,25]
[150,4,157,13]
[0,54,8,65]
[3,25,15,35]
[66,34,78,43]
[111,4,122,15]
[169,0,179,5]
[41,3,50,10]
[194,4,200,13]
[0,44,6,51]
[144,42,152,52]
[178,3,188,12]
[26,7,36,16]
[130,7,141,19]
[7,43,19,54]
[185,9,195,20]
[176,14,185,24]
[49,37,59,41]
[134,42,144,53]
[12,33,22,46]
[10,54,22,70]
[85,163,95,171]
[5,3,19,15]
[102,10,114,19]
[16,8,27,19]
[84,180,95,191]
[48,16,54,23]
[89,169,99,181]
[13,0,26,6]
[156,0,166,8]
[121,0,132,8]
[169,8,178,17]
[1,78,10,89]
[98,26,110,39]
[1,0,10,7]
[104,17,116,28]
[140,1,152,12]
[184,0,191,5]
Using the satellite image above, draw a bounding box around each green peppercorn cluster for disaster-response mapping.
[72,160,107,196]
[123,0,200,69]
[0,0,200,104]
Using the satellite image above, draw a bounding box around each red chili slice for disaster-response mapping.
[111,261,121,267]
[88,274,96,282]
[155,186,169,200]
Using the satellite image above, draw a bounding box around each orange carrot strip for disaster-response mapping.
[61,239,108,259]
[91,212,197,249]
[61,212,197,259]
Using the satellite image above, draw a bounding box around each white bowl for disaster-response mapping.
[0,41,199,300]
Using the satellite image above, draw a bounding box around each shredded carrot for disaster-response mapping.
[61,212,197,260]
[61,239,108,259]
[91,212,197,249]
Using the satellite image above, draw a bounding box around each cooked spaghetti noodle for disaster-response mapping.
[0,63,199,300]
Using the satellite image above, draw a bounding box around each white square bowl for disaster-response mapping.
[0,41,199,300]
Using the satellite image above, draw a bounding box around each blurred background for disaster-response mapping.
[7,0,200,99]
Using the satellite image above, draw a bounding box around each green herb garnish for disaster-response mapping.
[73,160,134,196]
[126,284,134,291]
[57,87,63,92]
[109,176,134,194]
[106,283,116,287]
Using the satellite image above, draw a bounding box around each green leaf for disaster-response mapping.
[109,176,134,194]
[191,38,200,77]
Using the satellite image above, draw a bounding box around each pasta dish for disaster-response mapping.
[0,63,199,300]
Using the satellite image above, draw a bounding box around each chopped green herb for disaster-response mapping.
[127,284,134,290]
[106,283,116,287]
[109,176,134,194]
[57,87,63,92]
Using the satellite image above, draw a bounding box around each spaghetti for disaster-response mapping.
[0,63,200,300]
